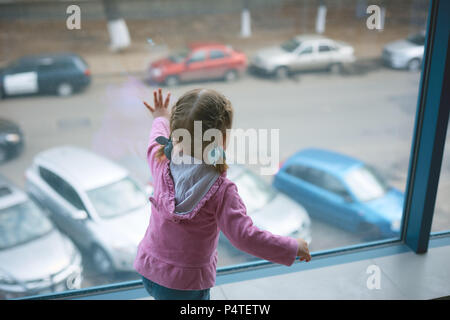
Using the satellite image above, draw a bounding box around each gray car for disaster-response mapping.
[382,32,425,71]
[0,176,82,299]
[250,34,355,79]
[25,146,151,275]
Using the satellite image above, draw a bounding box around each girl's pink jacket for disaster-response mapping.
[134,117,299,290]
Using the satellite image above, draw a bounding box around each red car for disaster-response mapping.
[147,43,247,86]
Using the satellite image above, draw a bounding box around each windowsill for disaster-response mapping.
[21,235,450,300]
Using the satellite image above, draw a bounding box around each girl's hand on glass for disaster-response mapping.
[143,88,171,119]
[297,238,311,262]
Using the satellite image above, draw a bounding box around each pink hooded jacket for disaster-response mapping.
[134,117,299,290]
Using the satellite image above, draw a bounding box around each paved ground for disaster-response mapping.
[1,60,448,289]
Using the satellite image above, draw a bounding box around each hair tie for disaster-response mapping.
[156,136,173,161]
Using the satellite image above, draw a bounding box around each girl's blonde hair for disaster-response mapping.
[156,88,233,174]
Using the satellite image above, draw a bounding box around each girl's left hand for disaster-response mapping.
[143,88,171,119]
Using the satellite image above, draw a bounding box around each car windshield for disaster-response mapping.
[233,169,276,213]
[281,39,301,52]
[0,201,53,250]
[87,177,147,219]
[169,48,189,62]
[407,33,425,46]
[344,166,390,202]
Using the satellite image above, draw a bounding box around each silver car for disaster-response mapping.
[382,32,425,71]
[0,176,82,299]
[226,165,311,243]
[25,146,151,275]
[250,34,355,79]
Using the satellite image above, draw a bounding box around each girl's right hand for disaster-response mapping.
[297,238,311,262]
[143,88,171,120]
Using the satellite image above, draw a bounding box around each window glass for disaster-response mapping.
[281,38,301,52]
[0,0,430,298]
[39,167,85,210]
[0,201,53,250]
[233,169,276,213]
[319,45,331,52]
[187,50,206,63]
[299,46,313,55]
[344,166,389,202]
[432,120,450,233]
[210,50,226,60]
[87,177,147,219]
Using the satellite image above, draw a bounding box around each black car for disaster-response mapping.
[0,53,91,98]
[0,118,24,163]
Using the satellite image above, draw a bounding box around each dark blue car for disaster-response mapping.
[273,148,404,240]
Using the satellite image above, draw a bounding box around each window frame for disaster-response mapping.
[18,0,450,300]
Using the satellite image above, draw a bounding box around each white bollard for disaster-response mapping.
[107,18,131,51]
[315,5,327,34]
[240,8,251,38]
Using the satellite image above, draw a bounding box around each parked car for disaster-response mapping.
[25,146,151,275]
[0,53,91,98]
[147,43,247,86]
[382,32,425,71]
[250,34,355,79]
[273,148,404,240]
[0,175,82,299]
[225,165,311,244]
[0,118,24,164]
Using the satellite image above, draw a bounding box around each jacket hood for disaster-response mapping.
[149,158,225,222]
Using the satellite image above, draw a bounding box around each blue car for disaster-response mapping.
[273,148,404,240]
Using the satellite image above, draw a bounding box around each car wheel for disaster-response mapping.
[329,63,343,74]
[91,245,114,275]
[224,70,238,82]
[57,82,74,97]
[407,58,421,72]
[274,66,289,80]
[165,76,179,87]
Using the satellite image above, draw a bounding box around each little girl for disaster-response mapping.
[134,88,311,300]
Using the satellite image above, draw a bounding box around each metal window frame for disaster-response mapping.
[19,0,450,300]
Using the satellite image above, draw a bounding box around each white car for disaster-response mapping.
[250,34,355,79]
[382,32,425,71]
[25,146,150,275]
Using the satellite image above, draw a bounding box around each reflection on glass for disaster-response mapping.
[281,39,301,52]
[0,201,53,250]
[87,178,147,219]
[345,166,389,202]
[234,171,276,213]
[0,0,430,297]
[432,121,450,233]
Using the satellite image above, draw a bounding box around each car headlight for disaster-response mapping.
[151,68,162,77]
[4,133,20,143]
[391,220,401,232]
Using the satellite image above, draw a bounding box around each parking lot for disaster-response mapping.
[1,59,449,289]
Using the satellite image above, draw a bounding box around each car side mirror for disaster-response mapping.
[72,209,88,220]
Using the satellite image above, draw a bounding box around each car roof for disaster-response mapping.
[0,175,28,209]
[34,146,129,191]
[286,148,363,176]
[188,42,230,51]
[14,53,81,67]
[293,34,328,42]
